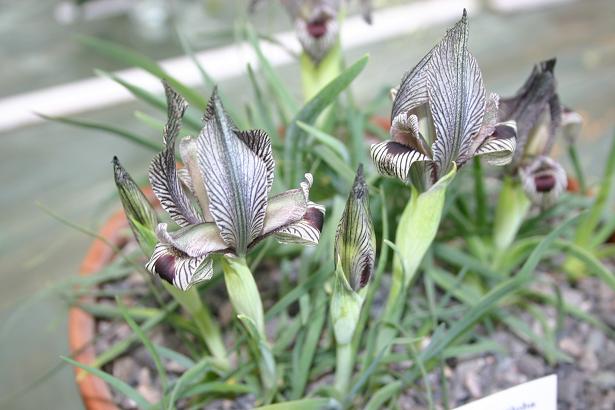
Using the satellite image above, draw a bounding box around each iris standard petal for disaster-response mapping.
[146,243,213,291]
[499,59,557,165]
[149,83,202,227]
[197,89,269,255]
[335,165,376,291]
[156,222,228,258]
[428,10,486,175]
[236,130,275,194]
[179,136,213,221]
[370,140,431,184]
[391,50,433,121]
[473,121,517,166]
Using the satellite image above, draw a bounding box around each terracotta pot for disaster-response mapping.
[68,207,128,410]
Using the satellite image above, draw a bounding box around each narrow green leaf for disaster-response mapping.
[117,299,168,394]
[78,35,206,109]
[284,55,369,186]
[40,114,161,152]
[255,398,336,410]
[61,356,151,409]
[297,121,349,161]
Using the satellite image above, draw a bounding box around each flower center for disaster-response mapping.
[307,19,328,38]
[534,173,556,192]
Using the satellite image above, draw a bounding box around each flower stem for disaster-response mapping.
[335,343,353,395]
[375,168,454,353]
[162,283,229,370]
[221,257,276,394]
[493,176,530,255]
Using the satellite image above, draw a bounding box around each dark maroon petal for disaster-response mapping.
[307,19,328,38]
[534,174,556,192]
[154,253,176,284]
[304,206,324,232]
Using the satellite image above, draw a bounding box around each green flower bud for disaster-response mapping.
[113,156,158,255]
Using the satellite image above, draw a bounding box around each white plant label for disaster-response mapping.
[453,374,557,410]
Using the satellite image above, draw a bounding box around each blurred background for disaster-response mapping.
[0,0,613,408]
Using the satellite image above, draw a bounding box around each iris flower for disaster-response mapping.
[278,0,371,64]
[370,11,517,190]
[145,83,325,290]
[499,58,582,206]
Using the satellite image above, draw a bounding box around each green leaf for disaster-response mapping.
[254,398,337,410]
[297,121,349,161]
[78,35,206,109]
[61,356,151,409]
[117,298,168,394]
[284,55,369,186]
[245,25,299,119]
[40,113,161,152]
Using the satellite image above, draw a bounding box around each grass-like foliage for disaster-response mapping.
[34,6,615,410]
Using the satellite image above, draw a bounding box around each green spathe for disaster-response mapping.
[221,257,276,392]
[493,176,531,251]
[376,165,456,352]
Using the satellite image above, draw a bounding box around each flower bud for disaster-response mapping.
[113,156,158,255]
[334,164,376,291]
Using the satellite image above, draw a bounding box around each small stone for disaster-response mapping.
[580,350,599,372]
[517,354,545,378]
[592,371,615,390]
[136,368,161,404]
[559,338,584,358]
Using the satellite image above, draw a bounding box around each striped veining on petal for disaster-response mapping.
[370,140,430,183]
[428,11,486,175]
[391,49,433,120]
[391,112,432,156]
[474,121,517,166]
[179,136,213,221]
[156,222,228,258]
[145,242,213,291]
[149,84,202,227]
[273,174,325,246]
[197,89,268,255]
[236,129,275,194]
[519,155,567,208]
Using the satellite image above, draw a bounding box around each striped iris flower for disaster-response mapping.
[143,83,325,290]
[370,11,517,191]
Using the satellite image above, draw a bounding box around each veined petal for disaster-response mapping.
[156,222,228,258]
[428,11,486,174]
[390,112,432,156]
[236,130,274,194]
[370,140,431,184]
[273,174,325,246]
[474,121,517,166]
[179,136,213,221]
[146,243,213,291]
[261,188,308,236]
[391,50,433,120]
[197,89,268,255]
[335,165,376,291]
[149,83,202,227]
[519,156,567,208]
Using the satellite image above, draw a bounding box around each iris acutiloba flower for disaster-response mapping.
[330,164,375,394]
[370,11,517,190]
[371,10,517,354]
[145,82,325,291]
[499,58,582,207]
